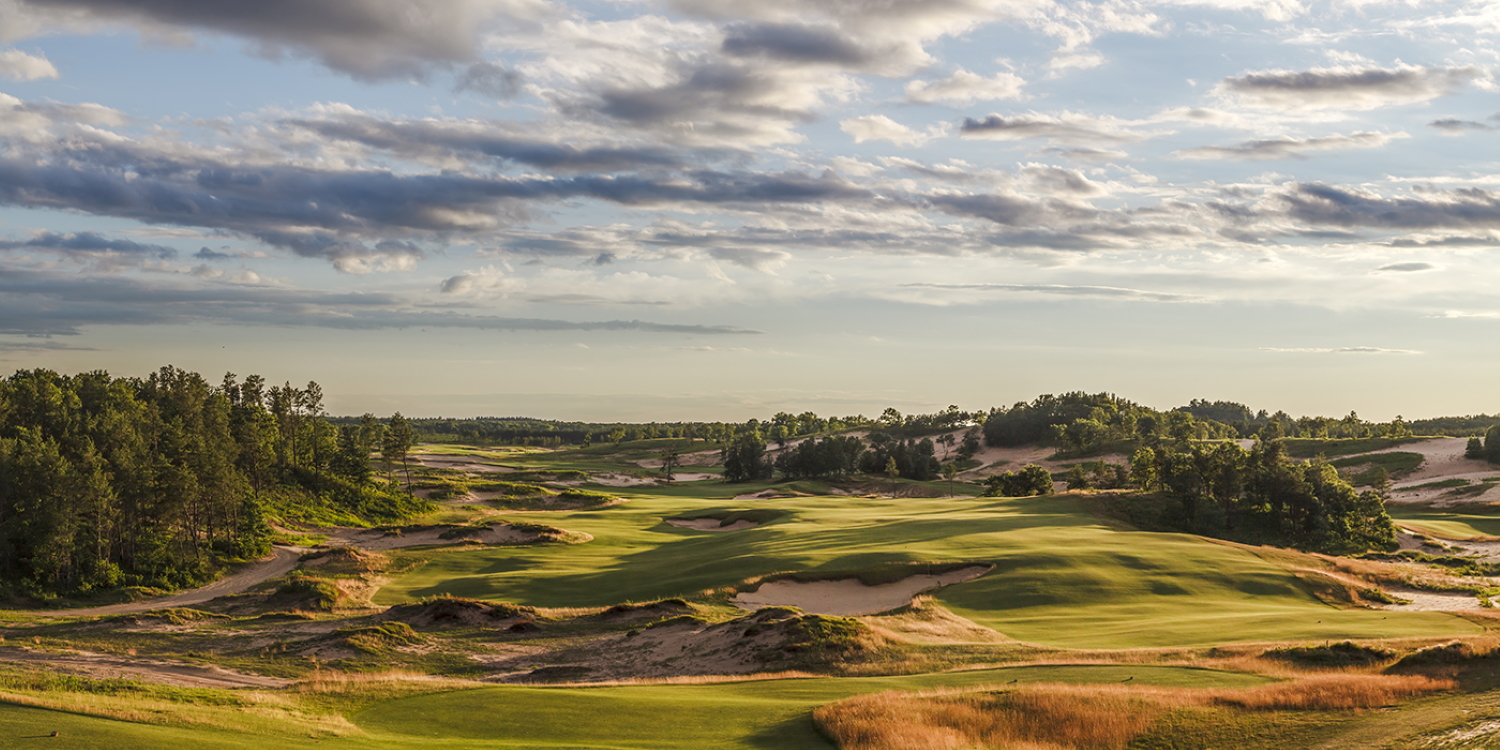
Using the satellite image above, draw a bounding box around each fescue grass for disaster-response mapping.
[813,674,1452,750]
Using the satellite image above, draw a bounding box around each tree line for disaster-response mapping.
[0,366,426,599]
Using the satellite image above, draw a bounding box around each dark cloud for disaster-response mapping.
[1216,65,1483,109]
[0,115,870,271]
[0,264,762,336]
[0,230,177,260]
[927,192,1097,227]
[959,113,1142,146]
[1280,183,1500,230]
[1375,261,1436,272]
[1174,132,1402,161]
[12,0,530,80]
[286,113,687,172]
[1429,117,1497,133]
[454,61,524,99]
[596,63,808,128]
[721,23,869,65]
[901,282,1196,302]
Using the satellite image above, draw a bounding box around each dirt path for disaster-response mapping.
[3,547,304,618]
[0,646,290,689]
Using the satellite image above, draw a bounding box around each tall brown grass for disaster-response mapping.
[813,674,1454,750]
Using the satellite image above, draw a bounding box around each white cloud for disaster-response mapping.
[904,68,1025,105]
[840,114,940,146]
[0,47,56,80]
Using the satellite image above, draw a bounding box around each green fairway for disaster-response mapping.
[1391,505,1500,539]
[374,494,1480,648]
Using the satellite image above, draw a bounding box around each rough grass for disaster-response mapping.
[813,675,1453,750]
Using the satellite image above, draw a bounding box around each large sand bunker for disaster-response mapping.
[733,565,992,617]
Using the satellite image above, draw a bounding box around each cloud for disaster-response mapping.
[905,68,1025,105]
[1174,131,1407,160]
[1435,310,1500,319]
[840,115,939,146]
[0,230,177,271]
[1278,183,1500,230]
[0,47,57,80]
[1429,116,1498,134]
[721,22,871,65]
[708,247,790,272]
[285,108,689,172]
[1374,261,1435,272]
[0,263,762,336]
[1259,346,1420,354]
[1214,64,1487,111]
[960,111,1154,146]
[899,282,1197,302]
[453,61,524,99]
[5,0,551,80]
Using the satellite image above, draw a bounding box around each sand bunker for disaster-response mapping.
[667,518,758,532]
[733,566,992,617]
[1378,586,1490,612]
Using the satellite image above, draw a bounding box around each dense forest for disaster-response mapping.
[0,367,428,599]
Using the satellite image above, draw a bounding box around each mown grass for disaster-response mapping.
[1390,504,1500,540]
[372,493,1478,649]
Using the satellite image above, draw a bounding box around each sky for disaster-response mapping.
[1,0,1498,421]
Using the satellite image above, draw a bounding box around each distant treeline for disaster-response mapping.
[0,367,428,599]
[392,397,1496,456]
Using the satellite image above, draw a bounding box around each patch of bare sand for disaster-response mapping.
[0,646,290,689]
[412,453,516,473]
[1379,586,1490,612]
[667,518,758,532]
[733,566,992,617]
[322,523,544,551]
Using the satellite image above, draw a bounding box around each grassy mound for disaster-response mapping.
[382,597,537,629]
[1263,641,1396,668]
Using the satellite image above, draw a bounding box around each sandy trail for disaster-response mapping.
[3,547,304,618]
[0,646,290,689]
[733,566,992,617]
[667,519,758,532]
